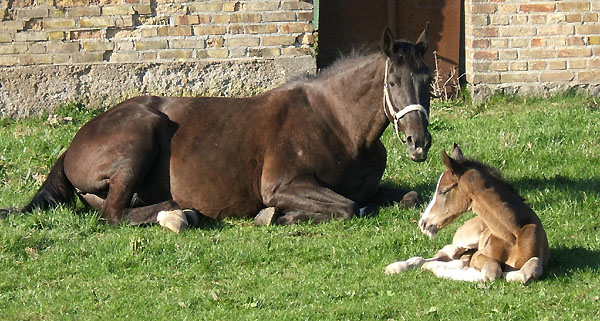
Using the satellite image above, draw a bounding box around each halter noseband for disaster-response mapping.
[383,58,429,141]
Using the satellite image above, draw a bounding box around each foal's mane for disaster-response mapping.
[458,158,523,199]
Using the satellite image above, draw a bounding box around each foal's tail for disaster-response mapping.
[3,153,75,215]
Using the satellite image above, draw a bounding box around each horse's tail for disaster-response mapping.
[18,152,75,213]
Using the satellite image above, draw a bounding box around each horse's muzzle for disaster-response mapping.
[406,132,431,162]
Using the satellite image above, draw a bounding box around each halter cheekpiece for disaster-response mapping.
[383,58,429,141]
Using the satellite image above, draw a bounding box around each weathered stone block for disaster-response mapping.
[175,15,201,25]
[67,6,101,17]
[158,26,192,37]
[281,47,312,56]
[577,71,600,82]
[70,30,102,40]
[262,35,296,46]
[19,54,53,65]
[501,73,538,83]
[135,40,168,50]
[540,71,575,82]
[43,18,76,29]
[281,1,313,10]
[0,21,26,31]
[48,31,65,41]
[17,8,50,19]
[557,2,590,12]
[170,39,206,49]
[206,48,228,58]
[226,36,260,47]
[249,47,281,58]
[109,52,138,62]
[193,25,227,35]
[47,42,80,53]
[0,32,13,43]
[159,49,193,60]
[549,60,567,70]
[189,2,223,12]
[296,11,313,22]
[103,5,135,16]
[279,22,312,33]
[245,24,277,34]
[83,41,114,51]
[575,25,600,34]
[230,13,262,23]
[0,56,19,66]
[15,31,47,42]
[538,25,574,36]
[80,17,115,28]
[245,1,279,11]
[135,5,153,15]
[263,12,296,22]
[206,37,224,48]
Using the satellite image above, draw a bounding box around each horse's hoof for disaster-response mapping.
[401,191,422,208]
[183,209,201,227]
[254,207,278,226]
[157,210,189,233]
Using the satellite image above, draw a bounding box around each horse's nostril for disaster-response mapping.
[406,136,413,144]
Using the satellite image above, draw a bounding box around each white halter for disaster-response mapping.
[383,58,429,141]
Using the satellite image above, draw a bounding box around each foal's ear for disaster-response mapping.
[451,143,466,161]
[442,149,465,176]
[415,22,430,56]
[382,27,395,58]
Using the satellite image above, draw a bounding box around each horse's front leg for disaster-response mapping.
[261,179,359,225]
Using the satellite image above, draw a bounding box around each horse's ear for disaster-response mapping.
[382,27,395,57]
[415,22,429,56]
[442,149,464,176]
[451,143,465,161]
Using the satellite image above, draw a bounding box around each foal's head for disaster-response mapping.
[381,25,432,162]
[418,144,473,238]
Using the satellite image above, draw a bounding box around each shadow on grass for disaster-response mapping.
[545,246,600,278]
[513,176,600,199]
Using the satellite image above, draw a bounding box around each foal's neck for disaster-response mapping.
[314,54,389,152]
[466,171,536,244]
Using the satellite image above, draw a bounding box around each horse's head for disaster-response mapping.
[381,25,432,162]
[418,144,471,238]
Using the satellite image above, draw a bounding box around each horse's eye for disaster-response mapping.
[439,188,450,196]
[389,81,396,87]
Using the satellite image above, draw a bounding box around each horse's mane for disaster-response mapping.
[457,158,524,200]
[285,39,427,85]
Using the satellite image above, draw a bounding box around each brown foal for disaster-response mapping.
[386,144,549,283]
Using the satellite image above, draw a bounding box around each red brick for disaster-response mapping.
[519,4,554,12]
[530,38,546,47]
[557,48,591,57]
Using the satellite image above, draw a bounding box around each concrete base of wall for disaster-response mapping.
[469,83,600,104]
[0,56,315,117]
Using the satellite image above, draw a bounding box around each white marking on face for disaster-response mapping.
[418,173,443,238]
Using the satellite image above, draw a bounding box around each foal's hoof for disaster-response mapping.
[157,210,188,233]
[385,257,425,275]
[254,207,279,226]
[401,191,422,208]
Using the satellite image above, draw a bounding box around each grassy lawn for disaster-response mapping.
[1,94,599,320]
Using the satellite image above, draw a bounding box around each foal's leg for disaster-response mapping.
[386,217,485,275]
[262,179,359,225]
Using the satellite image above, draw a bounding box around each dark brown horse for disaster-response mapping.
[2,26,433,232]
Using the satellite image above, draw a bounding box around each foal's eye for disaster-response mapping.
[439,188,450,196]
[389,81,396,87]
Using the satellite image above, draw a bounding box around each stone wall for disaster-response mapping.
[465,0,600,101]
[0,0,316,117]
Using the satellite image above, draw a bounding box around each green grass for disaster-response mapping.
[1,94,599,320]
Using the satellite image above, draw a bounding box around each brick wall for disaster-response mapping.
[0,0,314,65]
[465,0,600,101]
[0,0,316,116]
